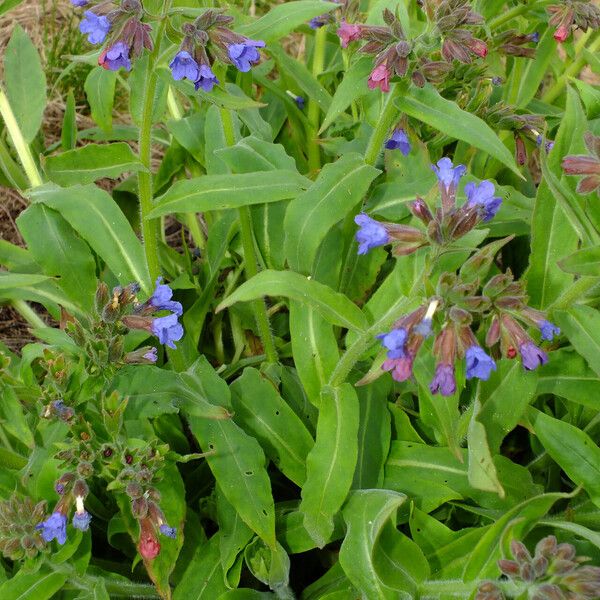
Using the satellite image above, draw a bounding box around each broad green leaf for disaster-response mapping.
[0,272,50,289]
[339,489,427,599]
[277,509,344,555]
[395,84,520,176]
[61,90,77,151]
[173,534,229,600]
[284,153,380,274]
[230,368,314,486]
[303,562,358,599]
[558,245,600,276]
[0,386,34,448]
[167,113,205,164]
[0,0,26,16]
[300,384,359,547]
[573,78,600,120]
[239,0,337,41]
[216,136,297,173]
[28,184,151,293]
[532,409,600,507]
[515,29,556,108]
[0,568,66,600]
[538,519,600,552]
[75,581,109,600]
[244,538,291,594]
[44,143,146,186]
[129,56,168,125]
[84,67,116,133]
[289,302,339,405]
[555,305,600,378]
[217,270,368,331]
[149,171,309,217]
[17,204,97,310]
[4,24,46,142]
[320,57,373,133]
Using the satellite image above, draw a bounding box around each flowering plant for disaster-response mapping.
[0,0,599,598]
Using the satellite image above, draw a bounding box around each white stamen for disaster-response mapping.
[75,495,85,514]
[424,299,439,321]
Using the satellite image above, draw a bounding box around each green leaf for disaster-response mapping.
[340,489,427,599]
[84,67,116,133]
[186,375,276,548]
[129,56,168,125]
[555,305,600,378]
[239,1,338,41]
[75,580,109,600]
[300,384,359,547]
[230,368,314,486]
[44,143,146,186]
[28,184,151,294]
[320,57,373,133]
[16,203,97,310]
[532,409,600,507]
[0,568,66,600]
[166,113,205,164]
[61,90,77,151]
[0,272,50,289]
[217,270,368,332]
[558,245,600,276]
[395,84,520,176]
[0,0,26,16]
[148,171,309,218]
[216,136,297,173]
[284,153,380,274]
[4,24,46,142]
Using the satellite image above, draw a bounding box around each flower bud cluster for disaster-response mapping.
[0,495,47,560]
[548,1,600,43]
[477,536,600,599]
[562,132,600,195]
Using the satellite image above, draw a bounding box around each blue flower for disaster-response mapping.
[295,95,305,110]
[151,314,184,349]
[539,320,560,342]
[71,0,88,6]
[528,32,540,43]
[377,328,408,360]
[73,511,92,532]
[99,42,131,71]
[429,363,456,396]
[309,15,328,29]
[36,512,67,545]
[80,11,110,45]
[464,180,502,222]
[159,524,177,538]
[228,39,265,72]
[431,157,466,192]
[354,213,390,255]
[194,64,219,92]
[465,346,496,381]
[169,51,200,82]
[385,129,411,155]
[143,347,158,363]
[150,277,183,316]
[520,342,548,371]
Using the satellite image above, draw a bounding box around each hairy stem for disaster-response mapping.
[488,0,553,30]
[307,26,327,174]
[220,108,278,363]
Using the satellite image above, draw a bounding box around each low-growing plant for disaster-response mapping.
[1,0,600,598]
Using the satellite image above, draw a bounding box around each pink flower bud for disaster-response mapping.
[337,21,362,48]
[367,64,390,93]
[138,518,160,560]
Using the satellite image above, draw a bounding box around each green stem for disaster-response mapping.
[0,87,43,188]
[12,299,46,329]
[488,0,552,30]
[542,33,600,104]
[138,9,171,282]
[307,26,327,174]
[548,276,600,311]
[220,108,278,363]
[363,84,403,167]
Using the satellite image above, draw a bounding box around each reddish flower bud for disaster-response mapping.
[368,63,390,93]
[554,24,570,42]
[138,518,160,560]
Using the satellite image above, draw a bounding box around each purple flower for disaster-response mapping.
[465,345,497,381]
[295,95,305,110]
[431,158,466,192]
[309,15,329,29]
[528,32,540,43]
[55,483,65,495]
[228,39,265,73]
[539,320,560,342]
[150,277,183,316]
[491,76,503,85]
[151,313,184,350]
[159,524,177,538]
[520,342,548,370]
[71,0,88,6]
[99,42,131,71]
[377,328,408,359]
[385,129,411,155]
[36,512,67,545]
[337,21,362,48]
[545,141,554,153]
[73,511,92,532]
[429,363,456,396]
[194,64,219,92]
[464,180,502,222]
[354,213,390,254]
[143,347,158,363]
[169,51,200,82]
[80,11,110,45]
[414,318,433,338]
[383,356,414,382]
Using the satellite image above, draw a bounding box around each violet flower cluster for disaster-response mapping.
[355,157,559,396]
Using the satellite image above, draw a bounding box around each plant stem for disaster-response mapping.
[542,33,600,104]
[12,299,47,329]
[363,84,402,166]
[219,108,278,363]
[0,87,43,188]
[307,26,327,174]
[138,9,171,282]
[548,276,600,311]
[488,0,552,30]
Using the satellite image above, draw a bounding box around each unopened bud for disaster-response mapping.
[77,462,94,478]
[498,559,520,577]
[73,479,89,498]
[132,497,149,519]
[138,518,160,560]
[410,198,433,224]
[95,282,110,314]
[126,482,144,499]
